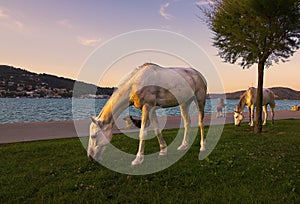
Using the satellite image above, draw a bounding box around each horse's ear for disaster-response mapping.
[91,116,98,124]
[234,109,242,114]
[90,116,103,127]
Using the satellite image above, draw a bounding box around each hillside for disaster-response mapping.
[211,87,300,100]
[0,65,114,98]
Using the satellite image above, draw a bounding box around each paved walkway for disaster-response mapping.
[0,110,299,144]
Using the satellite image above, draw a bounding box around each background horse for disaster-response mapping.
[234,87,275,126]
[88,63,207,165]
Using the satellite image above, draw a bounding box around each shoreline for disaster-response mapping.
[1,110,300,144]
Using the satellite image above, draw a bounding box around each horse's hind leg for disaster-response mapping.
[194,95,205,152]
[198,102,205,152]
[150,108,167,156]
[177,101,192,151]
[263,105,268,125]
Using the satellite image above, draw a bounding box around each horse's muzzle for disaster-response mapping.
[88,154,95,162]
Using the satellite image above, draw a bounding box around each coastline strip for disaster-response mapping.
[0,110,299,144]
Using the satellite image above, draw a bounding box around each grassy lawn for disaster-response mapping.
[0,119,299,203]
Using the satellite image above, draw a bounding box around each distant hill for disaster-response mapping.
[210,87,300,100]
[1,65,299,99]
[270,87,300,100]
[0,65,114,98]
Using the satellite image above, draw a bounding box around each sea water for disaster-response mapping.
[0,98,299,124]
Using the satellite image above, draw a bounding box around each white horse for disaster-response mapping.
[234,87,275,126]
[88,63,207,165]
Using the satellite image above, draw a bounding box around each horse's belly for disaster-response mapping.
[131,85,192,109]
[156,97,179,108]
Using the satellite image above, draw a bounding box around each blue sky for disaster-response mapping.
[0,0,299,93]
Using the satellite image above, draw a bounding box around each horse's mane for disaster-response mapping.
[236,92,247,112]
[117,63,160,88]
[97,63,161,119]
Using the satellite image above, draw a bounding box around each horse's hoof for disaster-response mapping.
[131,155,144,166]
[159,148,167,156]
[200,146,206,152]
[177,143,188,151]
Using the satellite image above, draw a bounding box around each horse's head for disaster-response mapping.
[234,110,243,126]
[87,116,113,161]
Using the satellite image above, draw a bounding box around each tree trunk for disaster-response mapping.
[254,60,265,133]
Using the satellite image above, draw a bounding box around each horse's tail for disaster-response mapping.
[129,116,150,128]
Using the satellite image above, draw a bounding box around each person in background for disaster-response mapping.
[216,98,226,118]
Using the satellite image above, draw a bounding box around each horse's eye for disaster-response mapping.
[91,133,97,139]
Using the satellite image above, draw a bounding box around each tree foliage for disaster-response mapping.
[202,0,300,68]
[201,0,300,133]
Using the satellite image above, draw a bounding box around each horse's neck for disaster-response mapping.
[98,88,130,124]
[237,96,246,111]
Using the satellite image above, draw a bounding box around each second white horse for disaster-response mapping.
[234,87,275,126]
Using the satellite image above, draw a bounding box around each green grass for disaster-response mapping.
[0,120,299,203]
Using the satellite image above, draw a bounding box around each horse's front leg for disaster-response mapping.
[248,106,251,126]
[249,105,255,127]
[263,105,268,125]
[131,105,150,166]
[271,107,275,125]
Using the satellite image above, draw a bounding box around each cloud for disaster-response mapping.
[13,20,23,29]
[161,25,172,30]
[58,19,73,29]
[0,8,8,18]
[0,6,25,30]
[194,0,215,6]
[159,2,173,20]
[77,36,102,47]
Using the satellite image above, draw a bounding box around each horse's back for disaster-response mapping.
[129,63,207,108]
[246,87,275,108]
[132,63,206,92]
[263,88,275,108]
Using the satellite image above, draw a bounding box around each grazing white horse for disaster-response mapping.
[234,87,275,126]
[88,63,207,165]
